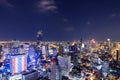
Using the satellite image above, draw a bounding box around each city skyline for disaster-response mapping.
[0,0,120,41]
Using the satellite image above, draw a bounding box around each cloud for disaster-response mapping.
[111,14,116,17]
[64,27,75,32]
[37,0,57,13]
[110,13,117,18]
[63,18,68,22]
[0,0,13,7]
[109,13,120,18]
[87,21,91,25]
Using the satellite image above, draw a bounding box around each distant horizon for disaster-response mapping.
[0,37,120,42]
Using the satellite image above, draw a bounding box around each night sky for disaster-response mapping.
[0,0,120,41]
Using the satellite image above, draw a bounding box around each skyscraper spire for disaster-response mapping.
[37,30,42,41]
[37,30,43,45]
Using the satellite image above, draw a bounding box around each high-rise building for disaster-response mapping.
[37,30,42,45]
